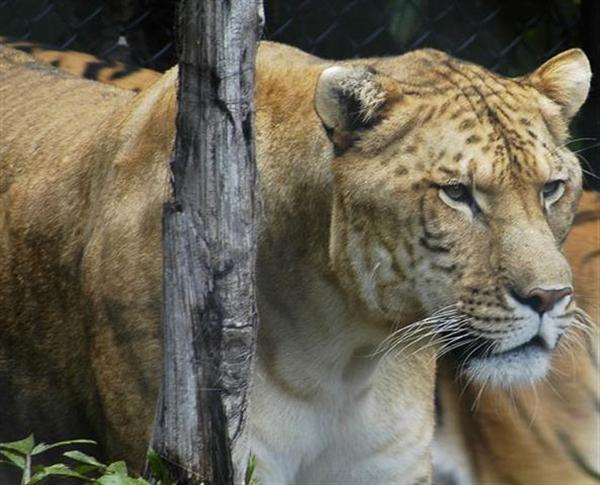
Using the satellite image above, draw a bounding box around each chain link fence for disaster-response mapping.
[0,0,598,186]
[0,0,175,69]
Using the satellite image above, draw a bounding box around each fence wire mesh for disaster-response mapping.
[0,0,175,69]
[267,0,579,72]
[0,0,598,185]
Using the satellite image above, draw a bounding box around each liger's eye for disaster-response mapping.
[541,180,565,205]
[439,183,479,214]
[441,184,470,203]
[542,180,564,198]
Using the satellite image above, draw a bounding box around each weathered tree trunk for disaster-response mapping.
[148,1,263,484]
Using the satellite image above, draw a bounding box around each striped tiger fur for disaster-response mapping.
[0,37,160,92]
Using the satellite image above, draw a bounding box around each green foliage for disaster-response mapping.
[0,435,259,484]
[0,436,176,485]
[145,449,176,485]
[0,435,96,484]
[245,455,260,485]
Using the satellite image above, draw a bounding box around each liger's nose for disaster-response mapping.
[511,287,572,315]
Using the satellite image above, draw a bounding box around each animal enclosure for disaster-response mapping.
[0,0,598,188]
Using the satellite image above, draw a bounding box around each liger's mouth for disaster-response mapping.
[493,334,551,356]
[446,333,553,387]
[449,332,551,360]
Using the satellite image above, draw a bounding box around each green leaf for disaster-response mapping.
[93,462,149,485]
[245,455,261,485]
[0,458,22,469]
[0,435,35,456]
[245,454,257,484]
[26,463,90,485]
[32,439,96,456]
[74,464,102,476]
[95,474,148,485]
[64,450,106,470]
[146,448,175,485]
[105,461,128,476]
[0,449,26,469]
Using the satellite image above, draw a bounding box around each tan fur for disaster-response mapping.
[22,40,598,483]
[0,43,434,482]
[435,191,600,484]
[0,41,591,483]
[0,45,174,468]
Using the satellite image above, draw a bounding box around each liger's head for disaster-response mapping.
[314,48,591,387]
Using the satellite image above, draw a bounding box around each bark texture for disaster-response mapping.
[149,1,262,483]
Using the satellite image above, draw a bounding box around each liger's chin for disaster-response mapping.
[459,337,552,388]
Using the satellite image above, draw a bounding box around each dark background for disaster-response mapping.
[0,0,598,188]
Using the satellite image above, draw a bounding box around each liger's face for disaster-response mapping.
[325,50,589,387]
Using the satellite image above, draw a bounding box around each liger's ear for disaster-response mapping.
[529,48,592,121]
[314,65,392,147]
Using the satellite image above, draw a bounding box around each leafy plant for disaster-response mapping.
[0,434,96,484]
[145,449,177,485]
[0,435,175,485]
[0,434,260,484]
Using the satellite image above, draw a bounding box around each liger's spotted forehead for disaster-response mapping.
[361,53,580,192]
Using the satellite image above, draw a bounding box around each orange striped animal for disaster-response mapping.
[0,37,160,91]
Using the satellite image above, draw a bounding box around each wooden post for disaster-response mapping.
[148,1,263,483]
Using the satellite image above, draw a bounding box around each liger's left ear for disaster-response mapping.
[314,65,394,150]
[529,48,592,121]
